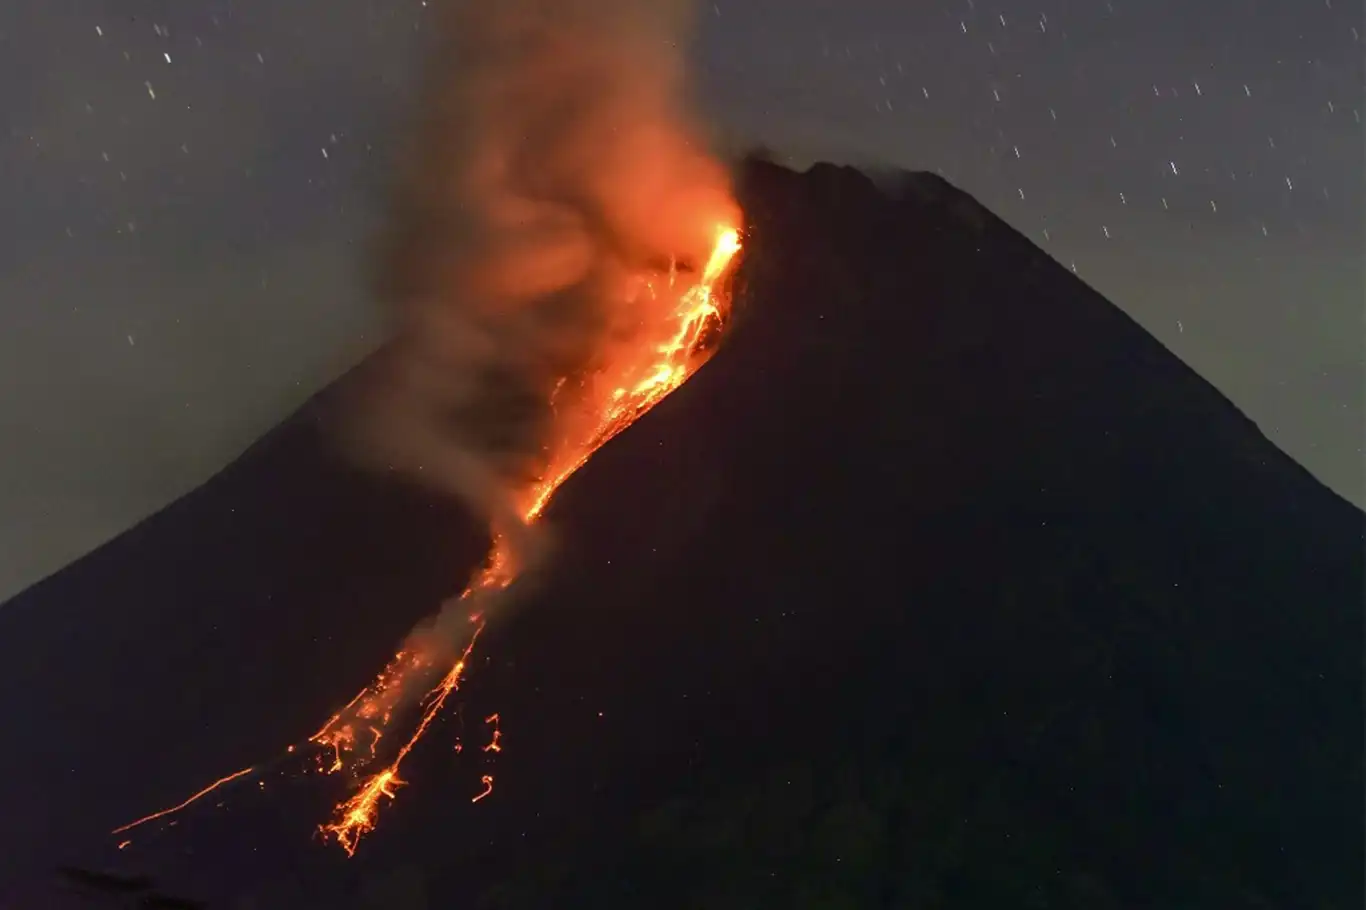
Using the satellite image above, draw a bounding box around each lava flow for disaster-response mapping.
[315,223,741,854]
[112,224,741,856]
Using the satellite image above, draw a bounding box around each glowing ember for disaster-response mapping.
[111,224,741,855]
[482,714,502,753]
[472,774,495,803]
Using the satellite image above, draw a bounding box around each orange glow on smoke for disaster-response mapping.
[111,223,741,857]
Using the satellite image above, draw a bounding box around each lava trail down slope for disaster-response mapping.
[0,157,1360,909]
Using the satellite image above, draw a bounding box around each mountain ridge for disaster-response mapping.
[762,159,1346,508]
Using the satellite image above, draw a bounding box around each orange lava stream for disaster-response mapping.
[109,224,741,855]
[318,621,486,855]
[111,767,257,836]
[315,224,742,854]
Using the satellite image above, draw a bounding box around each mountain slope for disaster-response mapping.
[1,157,1360,909]
[451,158,1362,908]
[0,354,493,895]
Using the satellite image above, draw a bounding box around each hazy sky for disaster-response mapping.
[1,0,1361,600]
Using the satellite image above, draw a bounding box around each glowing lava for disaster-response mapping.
[318,619,488,855]
[314,224,741,855]
[111,767,257,836]
[482,714,502,753]
[113,224,741,856]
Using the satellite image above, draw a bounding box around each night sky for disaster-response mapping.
[1,0,1361,600]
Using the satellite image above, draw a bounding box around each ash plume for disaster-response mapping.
[343,0,738,643]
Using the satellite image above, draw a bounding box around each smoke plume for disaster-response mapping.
[345,0,738,609]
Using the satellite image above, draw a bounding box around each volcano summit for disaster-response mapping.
[1,157,1360,909]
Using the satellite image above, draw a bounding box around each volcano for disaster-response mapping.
[1,158,1360,909]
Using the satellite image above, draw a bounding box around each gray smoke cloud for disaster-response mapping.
[343,0,739,579]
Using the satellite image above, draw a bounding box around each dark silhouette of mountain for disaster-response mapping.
[50,867,206,909]
[0,157,1359,909]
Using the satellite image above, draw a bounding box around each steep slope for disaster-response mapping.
[1,158,1360,909]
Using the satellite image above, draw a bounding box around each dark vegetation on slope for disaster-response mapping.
[1,156,1360,909]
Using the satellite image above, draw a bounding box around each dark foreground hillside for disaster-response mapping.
[1,158,1360,909]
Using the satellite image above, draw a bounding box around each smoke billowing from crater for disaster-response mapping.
[345,0,740,571]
